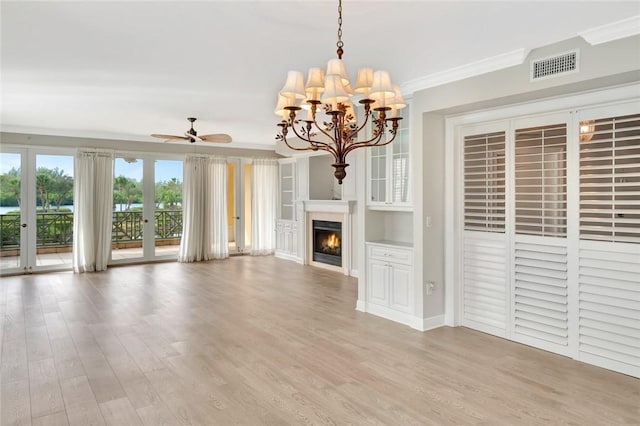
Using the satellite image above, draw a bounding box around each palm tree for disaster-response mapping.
[157,177,182,210]
[36,168,52,210]
[114,175,141,211]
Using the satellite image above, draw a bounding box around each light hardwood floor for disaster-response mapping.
[1,256,638,425]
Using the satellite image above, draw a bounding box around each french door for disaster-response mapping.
[458,101,640,377]
[227,158,251,254]
[110,155,183,264]
[0,148,75,274]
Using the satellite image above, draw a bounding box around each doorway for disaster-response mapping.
[111,155,184,264]
[227,159,251,254]
[0,149,75,274]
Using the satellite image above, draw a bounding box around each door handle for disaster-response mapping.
[21,223,27,228]
[235,216,240,220]
[144,219,149,223]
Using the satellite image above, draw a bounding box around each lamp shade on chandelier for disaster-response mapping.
[275,0,406,184]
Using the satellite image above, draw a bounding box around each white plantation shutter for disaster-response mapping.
[456,100,639,378]
[464,131,506,232]
[513,239,569,355]
[577,109,640,378]
[463,232,508,336]
[578,240,640,377]
[515,123,567,237]
[512,122,569,355]
[462,128,508,337]
[579,113,640,243]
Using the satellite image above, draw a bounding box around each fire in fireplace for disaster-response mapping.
[312,220,342,267]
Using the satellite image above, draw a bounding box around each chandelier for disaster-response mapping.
[275,0,406,184]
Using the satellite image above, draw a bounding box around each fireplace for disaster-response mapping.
[312,220,342,267]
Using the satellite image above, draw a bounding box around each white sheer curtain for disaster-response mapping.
[73,149,114,273]
[179,155,228,262]
[208,157,229,259]
[251,158,279,256]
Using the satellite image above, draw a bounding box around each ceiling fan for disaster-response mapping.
[151,117,232,143]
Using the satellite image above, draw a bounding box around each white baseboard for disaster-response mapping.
[419,315,446,331]
[350,269,359,278]
[356,303,445,332]
[364,303,421,330]
[274,251,301,263]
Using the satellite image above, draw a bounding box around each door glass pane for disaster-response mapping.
[392,130,409,203]
[0,153,22,270]
[392,105,410,203]
[112,158,144,260]
[35,154,74,267]
[154,160,183,258]
[228,162,236,252]
[244,163,252,248]
[370,145,386,202]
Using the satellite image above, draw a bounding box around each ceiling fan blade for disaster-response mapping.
[151,134,188,141]
[198,134,232,143]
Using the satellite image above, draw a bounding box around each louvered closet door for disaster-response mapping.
[577,105,640,377]
[461,125,508,337]
[511,116,571,356]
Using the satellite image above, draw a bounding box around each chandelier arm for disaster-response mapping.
[310,114,337,143]
[344,119,401,156]
[343,124,387,150]
[287,121,339,158]
[343,127,394,157]
[300,103,338,147]
[278,119,324,153]
[350,109,373,137]
[280,130,320,152]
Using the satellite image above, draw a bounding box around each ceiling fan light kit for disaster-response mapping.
[151,117,232,144]
[275,0,406,184]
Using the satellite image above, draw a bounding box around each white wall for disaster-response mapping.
[308,154,335,200]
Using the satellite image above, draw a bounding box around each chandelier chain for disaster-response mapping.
[336,0,343,50]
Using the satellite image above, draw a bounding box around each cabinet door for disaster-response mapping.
[284,228,293,253]
[279,161,295,220]
[391,121,410,204]
[369,145,387,204]
[368,259,388,306]
[389,263,412,313]
[276,221,285,251]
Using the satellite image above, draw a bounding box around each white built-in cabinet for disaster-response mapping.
[275,159,298,260]
[457,99,640,378]
[365,241,414,321]
[275,219,297,259]
[368,105,411,210]
[279,159,295,220]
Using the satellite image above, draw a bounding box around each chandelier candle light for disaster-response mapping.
[275,0,406,184]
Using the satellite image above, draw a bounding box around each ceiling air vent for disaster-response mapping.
[530,50,579,81]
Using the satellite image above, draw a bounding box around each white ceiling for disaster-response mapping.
[1,1,638,149]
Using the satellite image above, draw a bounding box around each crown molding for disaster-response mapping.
[400,48,528,95]
[0,125,276,150]
[579,15,640,46]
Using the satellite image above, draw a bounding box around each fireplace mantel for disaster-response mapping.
[302,200,355,214]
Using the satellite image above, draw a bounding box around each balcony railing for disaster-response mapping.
[0,210,183,250]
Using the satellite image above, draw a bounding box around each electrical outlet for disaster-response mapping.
[425,216,432,228]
